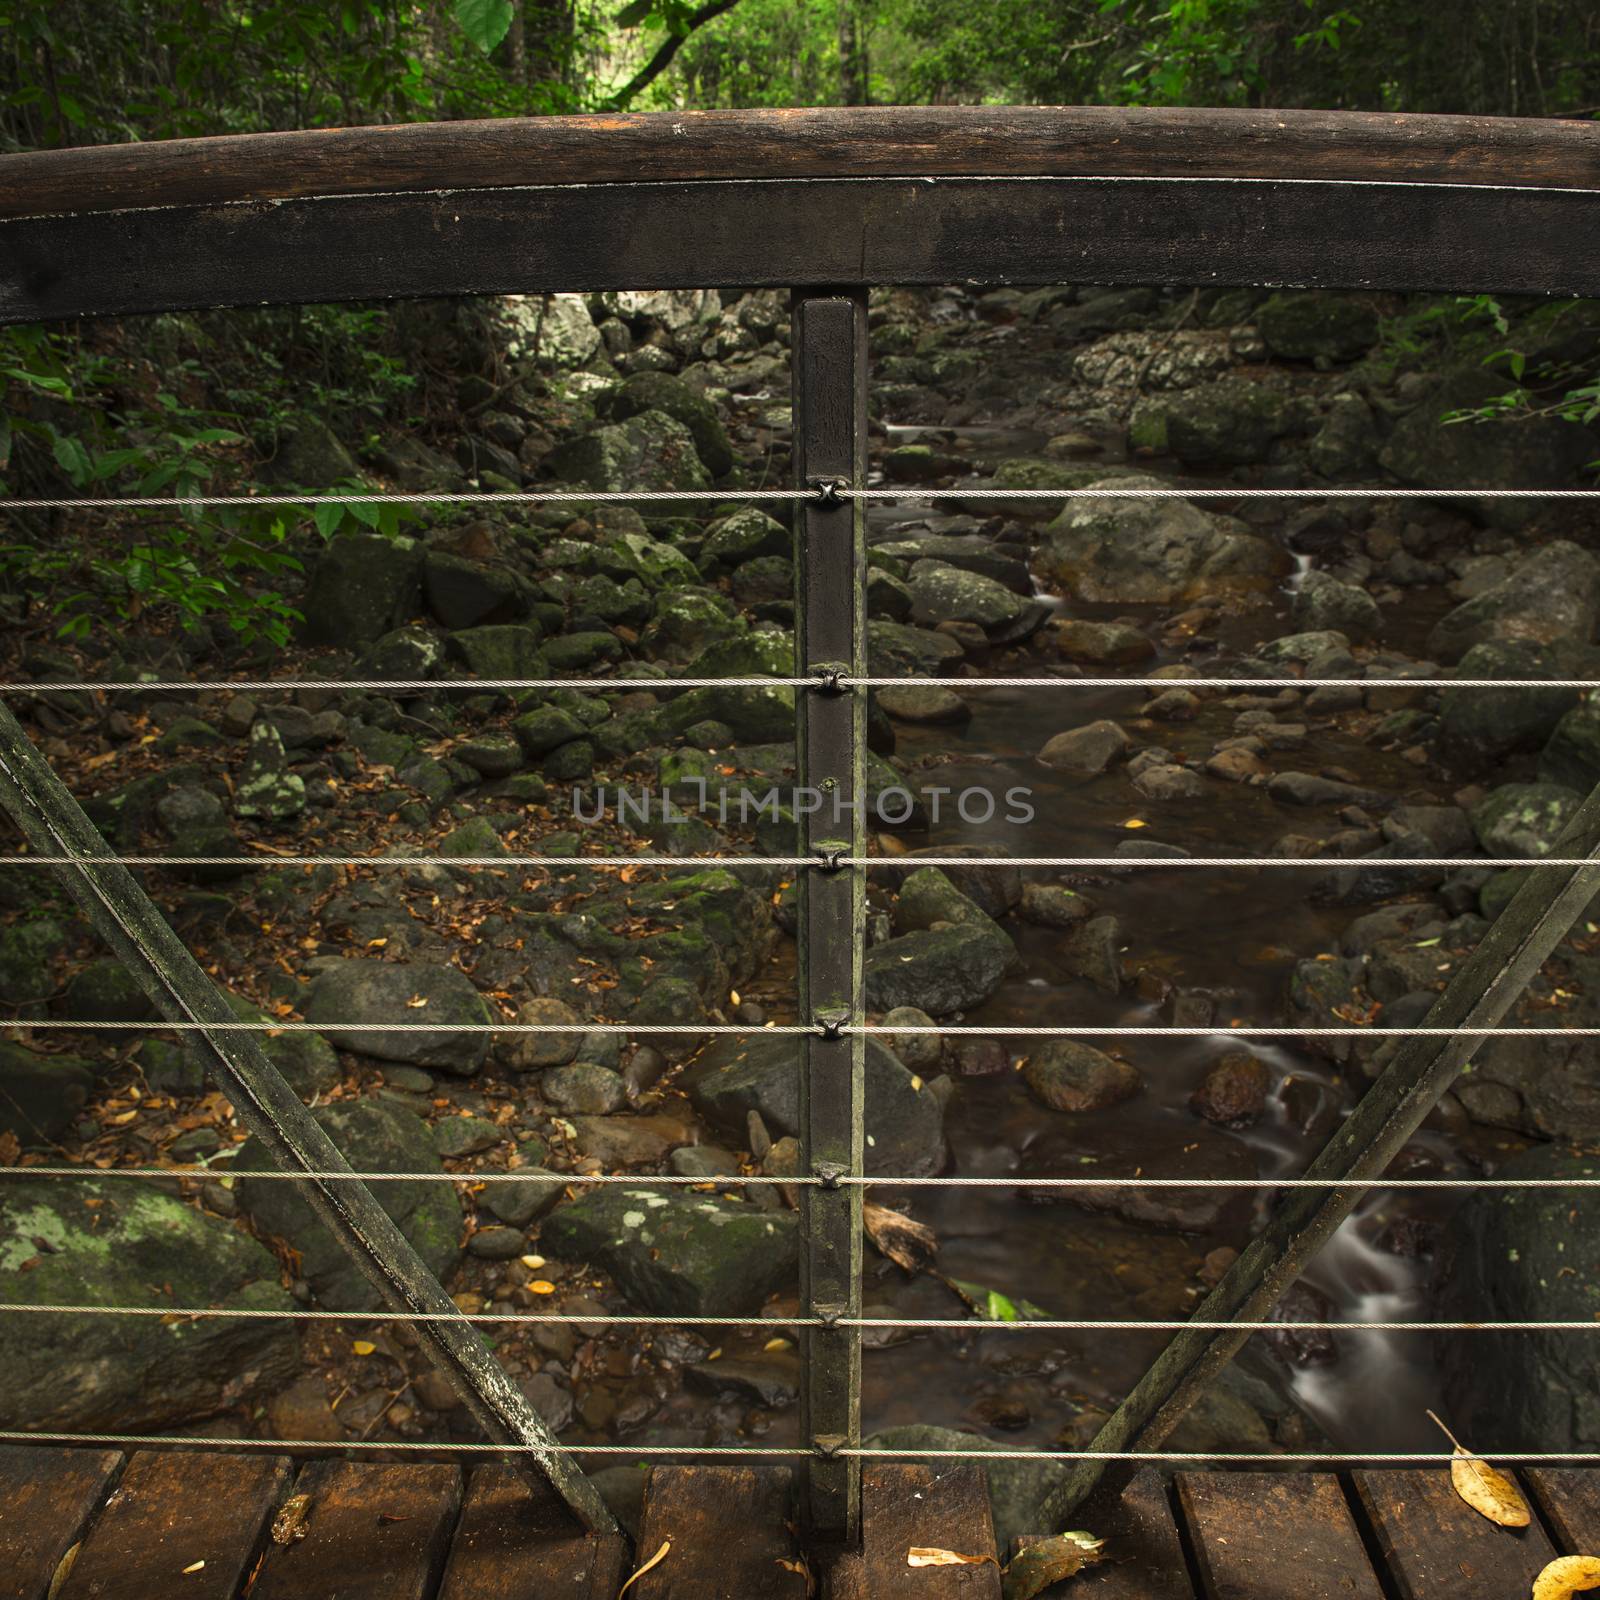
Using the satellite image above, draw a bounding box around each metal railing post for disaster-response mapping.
[792,288,867,1544]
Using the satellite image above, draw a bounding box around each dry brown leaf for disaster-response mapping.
[1003,1532,1106,1600]
[1428,1411,1530,1526]
[1534,1556,1600,1600]
[864,1202,939,1275]
[907,1548,998,1568]
[619,1539,670,1596]
[270,1493,313,1546]
[47,1541,80,1600]
[776,1555,816,1596]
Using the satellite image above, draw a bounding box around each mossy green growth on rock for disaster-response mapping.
[0,1178,298,1429]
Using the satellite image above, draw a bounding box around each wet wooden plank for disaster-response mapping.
[250,1459,462,1600]
[854,1463,1001,1599]
[7,173,1600,331]
[1015,1470,1193,1598]
[437,1464,626,1600]
[57,1450,290,1600]
[628,1466,809,1600]
[1353,1468,1558,1599]
[1525,1469,1600,1553]
[1178,1472,1383,1600]
[0,1447,122,1600]
[2,106,1596,220]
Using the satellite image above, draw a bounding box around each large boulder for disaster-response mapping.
[1161,377,1294,468]
[303,961,494,1074]
[1437,640,1579,774]
[1470,782,1583,859]
[1382,368,1597,524]
[1429,542,1600,662]
[0,1178,298,1429]
[598,372,734,476]
[497,293,601,367]
[0,1041,99,1148]
[1437,1143,1600,1449]
[1541,698,1600,793]
[906,561,1030,637]
[235,1100,462,1311]
[683,1032,945,1178]
[1043,479,1286,604]
[863,925,1010,1016]
[1257,292,1379,362]
[541,1186,797,1317]
[1453,1034,1600,1141]
[544,411,711,495]
[0,915,69,1006]
[301,533,422,646]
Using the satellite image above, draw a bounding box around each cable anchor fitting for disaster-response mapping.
[812,1432,848,1459]
[812,842,850,871]
[814,1009,850,1042]
[811,478,849,507]
[811,663,850,695]
[813,1161,847,1190]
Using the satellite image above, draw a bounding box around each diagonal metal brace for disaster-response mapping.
[0,700,617,1537]
[1046,775,1600,1525]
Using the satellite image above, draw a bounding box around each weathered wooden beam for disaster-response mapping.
[1045,780,1600,1523]
[6,173,1600,329]
[1,106,1596,219]
[793,289,868,1544]
[0,700,617,1538]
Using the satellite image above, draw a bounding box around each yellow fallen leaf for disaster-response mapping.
[1429,1410,1530,1527]
[763,1337,792,1352]
[908,1548,998,1568]
[1534,1556,1600,1600]
[776,1555,815,1595]
[729,990,741,1006]
[406,994,429,1008]
[352,1339,376,1356]
[182,1560,206,1575]
[519,1254,545,1270]
[1121,817,1148,829]
[47,1541,80,1600]
[619,1539,670,1596]
[528,1280,556,1295]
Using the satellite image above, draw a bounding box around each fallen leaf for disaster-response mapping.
[271,1493,313,1546]
[1429,1410,1531,1527]
[47,1541,79,1600]
[1121,817,1148,829]
[1534,1556,1600,1600]
[528,1280,556,1295]
[619,1539,671,1596]
[776,1555,815,1595]
[908,1548,998,1568]
[1003,1532,1106,1600]
[519,1254,546,1270]
[182,1560,206,1575]
[352,1339,377,1356]
[405,995,429,1009]
[864,1202,939,1275]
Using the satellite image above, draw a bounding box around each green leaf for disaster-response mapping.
[454,0,514,53]
[312,501,347,541]
[615,0,654,24]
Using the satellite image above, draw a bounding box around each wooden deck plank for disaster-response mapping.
[249,1459,462,1600]
[1353,1469,1558,1599]
[628,1466,809,1600]
[1014,1470,1194,1599]
[1525,1469,1600,1553]
[846,1463,1001,1599]
[1178,1473,1383,1600]
[437,1463,626,1600]
[0,1447,122,1600]
[56,1450,289,1600]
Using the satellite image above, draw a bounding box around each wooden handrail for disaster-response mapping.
[1,105,1597,221]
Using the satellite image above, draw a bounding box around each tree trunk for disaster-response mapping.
[838,2,862,106]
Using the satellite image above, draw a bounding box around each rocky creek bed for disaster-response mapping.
[5,280,1600,1535]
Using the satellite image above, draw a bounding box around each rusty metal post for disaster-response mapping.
[0,700,617,1536]
[792,288,867,1544]
[1046,779,1600,1523]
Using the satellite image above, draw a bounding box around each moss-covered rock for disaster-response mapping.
[0,1178,298,1428]
[303,960,494,1074]
[235,1100,462,1311]
[541,1186,797,1317]
[301,533,422,646]
[544,411,711,496]
[598,371,735,476]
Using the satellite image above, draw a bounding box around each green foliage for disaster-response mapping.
[456,0,517,53]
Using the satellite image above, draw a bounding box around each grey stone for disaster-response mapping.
[303,961,494,1074]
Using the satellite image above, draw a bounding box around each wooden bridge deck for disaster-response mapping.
[2,1447,1595,1599]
